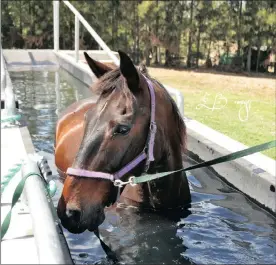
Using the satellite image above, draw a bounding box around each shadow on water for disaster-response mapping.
[10,69,276,265]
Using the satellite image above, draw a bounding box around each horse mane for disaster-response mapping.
[151,77,187,153]
[92,64,187,153]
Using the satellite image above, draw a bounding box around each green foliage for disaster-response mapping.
[1,0,275,68]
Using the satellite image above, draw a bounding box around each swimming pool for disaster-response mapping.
[10,69,276,264]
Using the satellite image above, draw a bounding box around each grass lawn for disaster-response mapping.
[148,67,276,160]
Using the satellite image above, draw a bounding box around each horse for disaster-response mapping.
[55,50,191,234]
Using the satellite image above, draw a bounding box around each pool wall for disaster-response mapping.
[3,49,276,214]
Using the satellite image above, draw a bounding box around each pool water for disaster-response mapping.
[10,69,276,264]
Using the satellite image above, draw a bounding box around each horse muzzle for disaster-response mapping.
[57,196,105,234]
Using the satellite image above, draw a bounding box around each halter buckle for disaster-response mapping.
[113,176,136,188]
[150,121,157,133]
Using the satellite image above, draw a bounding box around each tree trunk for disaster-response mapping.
[125,31,128,51]
[154,0,159,64]
[237,0,242,57]
[187,0,194,68]
[136,1,140,64]
[154,46,158,64]
[177,2,184,56]
[115,5,118,50]
[165,49,170,66]
[31,2,35,36]
[196,27,201,68]
[247,44,252,72]
[111,3,115,50]
[256,40,261,72]
[145,48,150,66]
[19,1,22,34]
[226,42,230,58]
[157,46,161,63]
[207,36,212,58]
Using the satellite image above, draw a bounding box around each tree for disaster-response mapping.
[1,0,275,73]
[186,0,194,68]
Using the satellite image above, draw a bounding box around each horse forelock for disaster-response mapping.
[91,68,124,96]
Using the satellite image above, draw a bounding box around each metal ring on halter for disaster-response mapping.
[113,176,136,188]
[128,176,136,186]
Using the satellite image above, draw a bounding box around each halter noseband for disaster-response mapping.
[66,75,157,186]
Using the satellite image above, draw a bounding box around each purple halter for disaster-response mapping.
[66,75,157,185]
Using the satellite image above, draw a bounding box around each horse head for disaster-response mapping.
[57,51,189,234]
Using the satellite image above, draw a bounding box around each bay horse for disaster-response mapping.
[55,51,191,234]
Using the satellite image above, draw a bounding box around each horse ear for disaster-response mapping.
[84,52,112,78]
[118,50,140,93]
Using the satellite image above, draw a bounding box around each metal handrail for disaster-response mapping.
[53,0,184,115]
[164,84,184,116]
[21,157,73,264]
[57,0,119,65]
[1,44,16,116]
[1,47,6,89]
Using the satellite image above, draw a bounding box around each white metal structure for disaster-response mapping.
[53,0,184,115]
[1,44,16,116]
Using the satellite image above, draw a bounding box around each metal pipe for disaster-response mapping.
[1,44,16,116]
[21,158,73,264]
[75,15,79,63]
[62,0,120,66]
[164,84,185,116]
[1,48,6,90]
[53,1,60,52]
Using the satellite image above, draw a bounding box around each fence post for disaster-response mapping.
[75,16,79,62]
[53,1,60,52]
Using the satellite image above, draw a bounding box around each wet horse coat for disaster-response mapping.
[55,51,191,234]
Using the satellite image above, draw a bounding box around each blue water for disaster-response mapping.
[10,69,276,264]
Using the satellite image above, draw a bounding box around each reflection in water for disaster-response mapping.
[10,70,276,265]
[55,71,61,116]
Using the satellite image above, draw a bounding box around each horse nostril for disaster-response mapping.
[66,208,81,223]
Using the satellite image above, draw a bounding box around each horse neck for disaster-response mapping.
[140,84,190,209]
[141,141,189,209]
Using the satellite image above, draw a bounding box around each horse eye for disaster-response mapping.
[113,124,130,135]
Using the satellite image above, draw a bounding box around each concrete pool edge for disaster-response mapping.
[4,49,276,213]
[186,118,275,213]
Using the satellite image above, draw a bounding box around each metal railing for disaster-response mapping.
[22,156,73,264]
[54,1,119,65]
[53,0,184,115]
[1,44,17,116]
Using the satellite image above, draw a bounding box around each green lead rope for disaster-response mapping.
[1,162,23,193]
[1,172,41,240]
[133,140,276,184]
[1,172,57,241]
